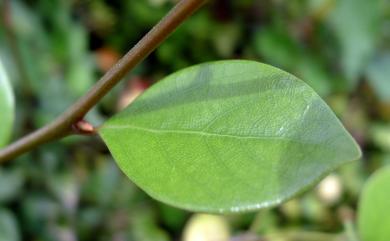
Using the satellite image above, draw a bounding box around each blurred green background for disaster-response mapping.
[0,0,389,240]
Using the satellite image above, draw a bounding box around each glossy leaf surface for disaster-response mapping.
[358,166,390,241]
[0,59,14,147]
[100,60,361,213]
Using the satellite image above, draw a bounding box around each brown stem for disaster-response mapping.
[0,0,207,163]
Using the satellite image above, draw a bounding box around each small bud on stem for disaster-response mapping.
[72,120,96,135]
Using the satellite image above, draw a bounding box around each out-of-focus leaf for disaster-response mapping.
[295,56,332,97]
[0,167,24,203]
[126,1,167,27]
[370,124,390,152]
[130,208,170,241]
[82,159,120,206]
[358,166,390,241]
[21,195,60,234]
[148,0,170,7]
[300,194,327,224]
[100,60,361,213]
[66,24,94,96]
[328,0,380,86]
[35,77,73,125]
[11,0,46,40]
[281,199,301,221]
[338,161,365,198]
[88,1,116,33]
[0,58,14,147]
[48,225,77,241]
[250,209,279,235]
[212,23,241,58]
[158,203,188,231]
[78,208,103,240]
[0,209,20,241]
[366,53,390,102]
[48,172,79,213]
[254,26,300,69]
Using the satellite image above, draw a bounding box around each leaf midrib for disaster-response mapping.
[103,124,312,144]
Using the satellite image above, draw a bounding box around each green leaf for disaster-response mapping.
[100,60,361,213]
[0,209,20,241]
[0,58,15,147]
[358,166,390,241]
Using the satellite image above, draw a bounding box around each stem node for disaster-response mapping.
[72,120,96,135]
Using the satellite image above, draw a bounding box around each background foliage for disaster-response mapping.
[0,0,389,240]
